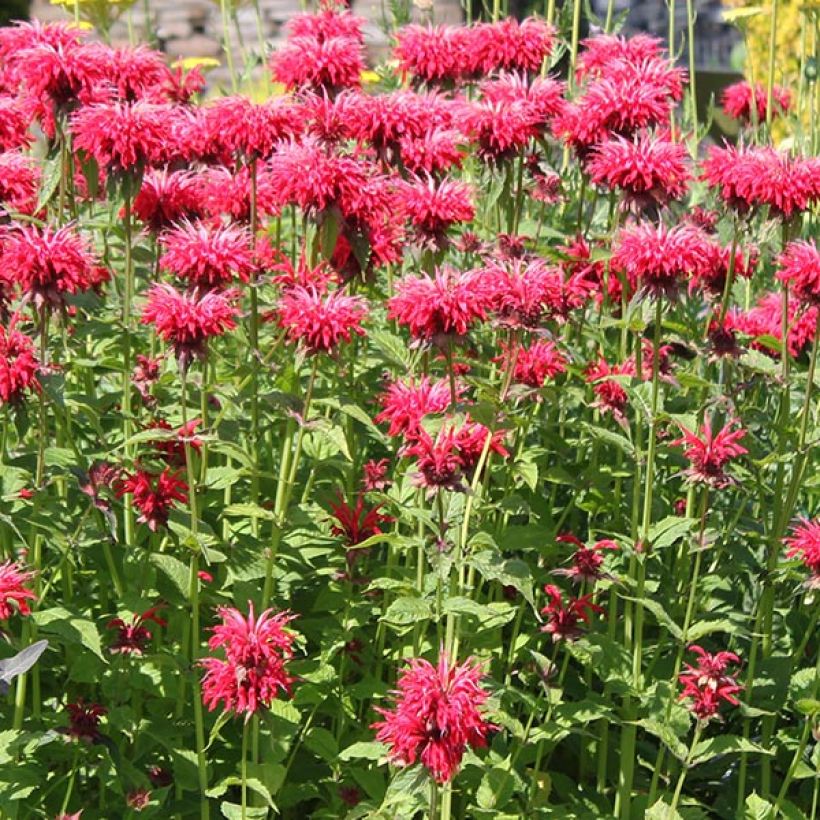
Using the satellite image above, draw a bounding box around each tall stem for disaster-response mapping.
[765,0,779,132]
[241,718,250,820]
[220,0,238,92]
[669,723,703,816]
[122,194,135,549]
[686,0,698,139]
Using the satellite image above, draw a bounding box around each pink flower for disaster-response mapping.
[362,458,391,491]
[140,284,238,365]
[784,518,820,587]
[466,18,554,75]
[576,33,664,81]
[481,258,564,327]
[372,651,493,783]
[463,100,540,162]
[388,267,489,343]
[71,102,173,175]
[399,129,466,175]
[62,701,107,743]
[553,536,618,584]
[200,604,297,718]
[132,169,204,233]
[777,240,820,307]
[286,2,365,41]
[586,133,691,208]
[454,419,509,470]
[585,356,636,422]
[479,73,566,126]
[721,80,790,124]
[159,221,254,289]
[730,291,819,359]
[276,286,367,354]
[613,223,713,299]
[678,645,742,720]
[397,176,474,248]
[196,164,279,223]
[0,151,40,215]
[328,492,393,546]
[502,339,567,388]
[671,418,747,488]
[540,584,603,642]
[107,606,167,655]
[270,36,365,94]
[126,788,152,811]
[404,426,465,494]
[0,561,36,620]
[115,468,188,531]
[0,96,33,152]
[1,224,103,308]
[0,325,40,405]
[376,376,456,438]
[393,24,468,84]
[147,418,202,465]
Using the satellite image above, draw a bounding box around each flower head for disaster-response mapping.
[132,169,204,233]
[376,376,457,438]
[328,492,393,547]
[140,283,238,365]
[540,584,603,642]
[481,259,564,327]
[399,128,466,175]
[671,418,747,488]
[393,24,468,84]
[721,80,790,124]
[276,286,367,354]
[784,518,820,587]
[63,701,107,743]
[159,222,254,289]
[404,426,465,494]
[0,96,33,152]
[372,651,493,783]
[200,604,297,718]
[107,606,167,655]
[678,645,742,720]
[730,291,819,359]
[115,468,188,531]
[0,151,40,215]
[0,325,40,405]
[397,176,474,248]
[575,33,664,81]
[502,339,567,388]
[362,458,391,491]
[553,536,618,584]
[466,18,554,75]
[270,35,365,94]
[585,356,636,423]
[777,240,820,307]
[0,561,36,620]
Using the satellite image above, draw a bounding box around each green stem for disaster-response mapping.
[765,0,779,132]
[669,723,703,816]
[241,718,249,820]
[220,0,238,92]
[122,194,135,549]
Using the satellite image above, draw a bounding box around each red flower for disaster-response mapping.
[671,418,747,488]
[502,339,567,388]
[689,241,757,299]
[586,133,691,208]
[362,458,391,491]
[107,606,167,655]
[196,164,279,223]
[784,518,820,588]
[0,96,33,152]
[140,283,238,365]
[159,222,254,289]
[575,33,664,81]
[276,286,367,354]
[270,35,364,94]
[376,376,456,438]
[63,701,107,743]
[399,129,466,175]
[454,419,509,470]
[200,604,297,718]
[147,418,202,465]
[730,291,819,359]
[585,356,636,423]
[397,176,475,248]
[540,584,603,642]
[480,73,566,125]
[404,425,465,494]
[0,325,40,405]
[481,258,564,327]
[372,651,493,784]
[126,788,152,811]
[115,468,188,531]
[92,43,171,102]
[0,151,40,215]
[132,169,204,233]
[287,2,365,41]
[553,536,618,584]
[71,102,173,175]
[466,18,554,75]
[678,645,742,720]
[393,24,468,84]
[783,518,820,588]
[613,223,713,299]
[388,267,489,343]
[702,144,820,219]
[721,80,790,124]
[463,100,540,163]
[1,224,102,308]
[777,240,820,307]
[0,561,36,620]
[328,492,393,546]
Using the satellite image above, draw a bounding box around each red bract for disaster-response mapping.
[502,339,567,388]
[132,169,204,233]
[328,492,393,546]
[702,144,820,219]
[276,286,368,354]
[388,267,489,343]
[0,561,36,620]
[200,604,297,718]
[71,101,172,175]
[0,325,40,405]
[1,224,103,308]
[576,33,664,80]
[270,36,365,94]
[784,518,820,587]
[678,645,742,720]
[671,418,747,488]
[287,2,365,41]
[148,418,202,465]
[107,606,167,655]
[140,283,238,364]
[479,73,566,126]
[721,80,790,124]
[463,100,540,163]
[63,701,107,743]
[375,376,456,438]
[115,468,188,531]
[393,24,468,85]
[777,240,820,307]
[372,652,493,784]
[586,133,691,208]
[466,18,554,75]
[159,222,254,289]
[404,426,465,494]
[553,537,618,584]
[540,584,603,642]
[613,223,712,299]
[481,259,564,327]
[396,176,475,248]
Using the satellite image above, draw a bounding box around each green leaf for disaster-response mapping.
[304,727,338,763]
[795,698,820,716]
[339,741,386,762]
[744,792,775,820]
[467,549,535,609]
[219,802,269,819]
[476,766,518,810]
[582,422,635,457]
[381,596,432,626]
[692,735,773,765]
[647,516,696,550]
[647,799,683,819]
[36,155,61,211]
[224,503,278,522]
[151,553,190,598]
[685,618,738,642]
[32,607,105,661]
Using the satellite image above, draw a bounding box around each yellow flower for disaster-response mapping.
[171,57,221,72]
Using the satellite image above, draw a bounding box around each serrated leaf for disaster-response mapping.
[32,609,104,661]
[381,596,432,625]
[647,516,696,550]
[224,503,278,521]
[150,553,190,597]
[692,735,773,765]
[339,741,386,761]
